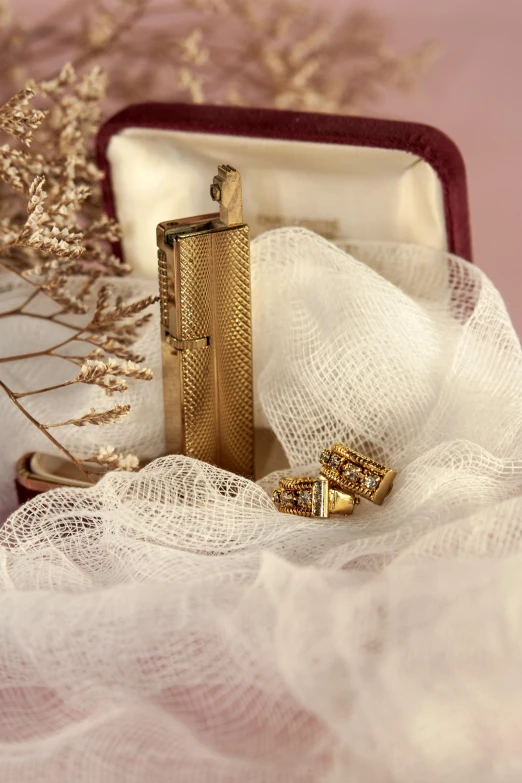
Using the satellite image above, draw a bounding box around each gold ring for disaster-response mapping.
[273,475,358,519]
[320,443,396,505]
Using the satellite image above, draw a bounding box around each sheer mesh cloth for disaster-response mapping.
[0,228,521,781]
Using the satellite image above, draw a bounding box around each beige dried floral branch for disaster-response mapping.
[91,285,157,327]
[0,67,157,482]
[0,87,46,145]
[13,358,153,399]
[0,377,99,479]
[0,1,435,116]
[88,445,139,472]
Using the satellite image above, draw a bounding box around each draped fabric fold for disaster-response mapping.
[0,228,520,781]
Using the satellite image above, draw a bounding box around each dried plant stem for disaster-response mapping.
[52,353,83,365]
[6,310,85,331]
[0,378,92,480]
[15,379,78,398]
[0,330,84,364]
[0,290,40,318]
[0,261,38,284]
[45,419,81,429]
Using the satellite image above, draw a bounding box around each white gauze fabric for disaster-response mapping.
[0,227,521,782]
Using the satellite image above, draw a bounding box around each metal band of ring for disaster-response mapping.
[320,443,396,505]
[273,475,358,519]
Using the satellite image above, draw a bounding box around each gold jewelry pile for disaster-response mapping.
[273,443,396,519]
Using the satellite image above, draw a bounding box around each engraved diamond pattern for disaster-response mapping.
[178,234,216,462]
[163,226,253,477]
[182,348,217,462]
[213,226,254,478]
[178,234,212,339]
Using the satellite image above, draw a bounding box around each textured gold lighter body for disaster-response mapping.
[157,166,254,479]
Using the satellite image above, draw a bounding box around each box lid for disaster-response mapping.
[96,103,472,276]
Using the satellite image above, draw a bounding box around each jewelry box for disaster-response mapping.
[95,102,472,480]
[14,102,474,504]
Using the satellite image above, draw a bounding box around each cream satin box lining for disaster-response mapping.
[106,128,448,278]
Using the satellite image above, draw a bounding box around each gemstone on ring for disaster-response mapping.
[343,465,361,482]
[297,489,313,506]
[363,474,380,490]
[281,490,295,506]
[329,454,341,470]
[320,449,331,465]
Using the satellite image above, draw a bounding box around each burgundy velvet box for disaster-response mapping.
[95,102,472,276]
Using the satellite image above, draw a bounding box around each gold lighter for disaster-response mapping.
[157,165,254,479]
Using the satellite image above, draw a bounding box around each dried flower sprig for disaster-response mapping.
[75,358,153,396]
[0,67,157,482]
[0,1,435,117]
[90,445,140,472]
[0,87,46,146]
[46,404,131,429]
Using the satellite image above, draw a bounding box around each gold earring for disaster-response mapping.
[320,443,396,505]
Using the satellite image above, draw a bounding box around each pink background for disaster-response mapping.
[368,0,522,336]
[14,0,522,335]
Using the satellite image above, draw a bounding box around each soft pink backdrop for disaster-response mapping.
[367,0,522,336]
[13,0,522,335]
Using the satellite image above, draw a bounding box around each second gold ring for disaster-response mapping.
[273,475,358,519]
